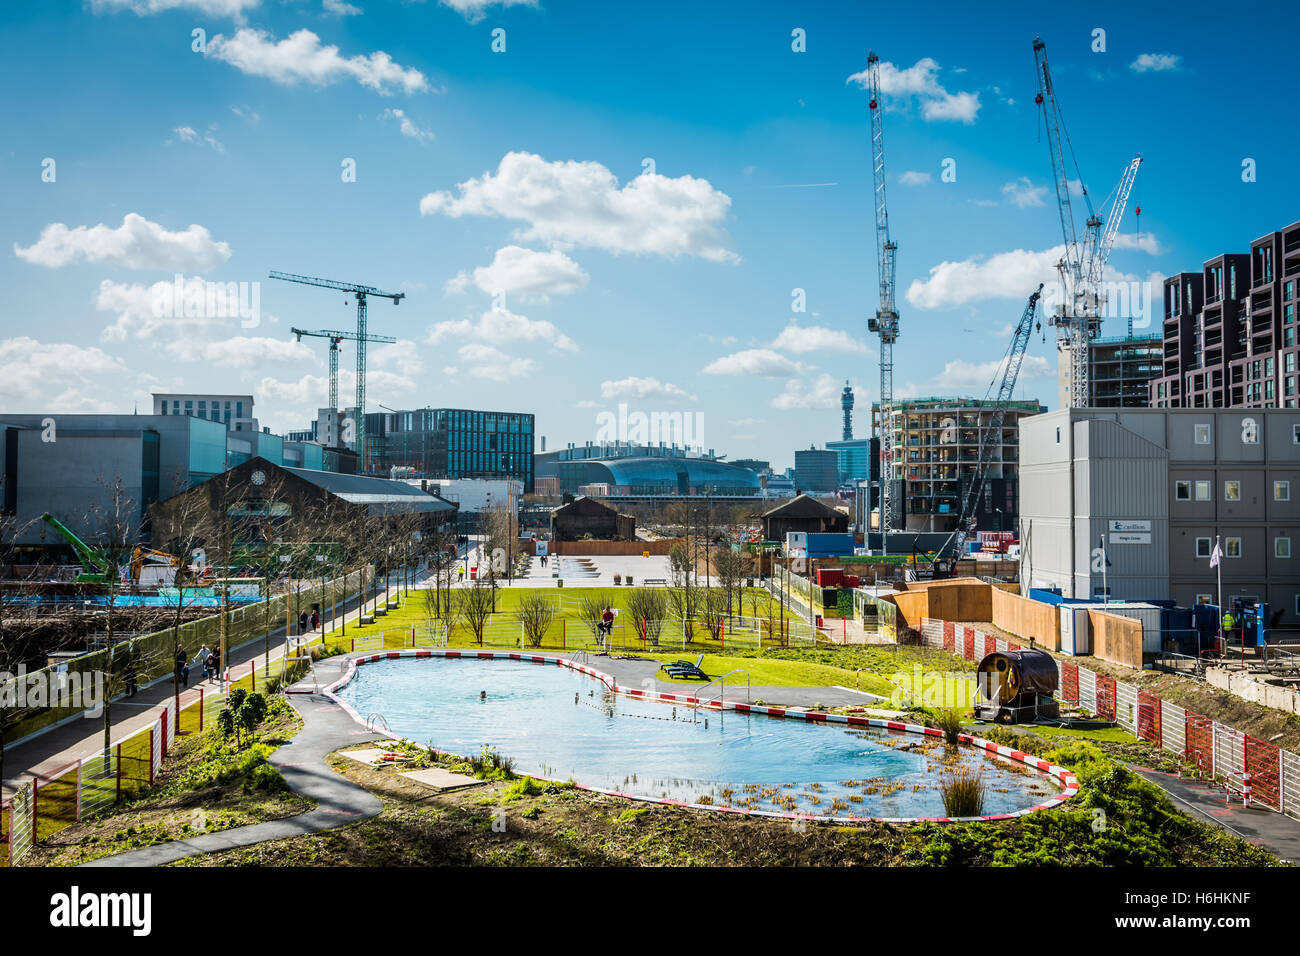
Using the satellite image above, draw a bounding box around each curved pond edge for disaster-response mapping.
[322,648,1079,825]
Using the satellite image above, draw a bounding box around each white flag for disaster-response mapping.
[1209,538,1222,568]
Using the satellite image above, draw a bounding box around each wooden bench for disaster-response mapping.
[643,577,667,586]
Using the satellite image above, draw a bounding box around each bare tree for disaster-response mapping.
[713,546,746,622]
[515,593,556,648]
[149,471,216,714]
[624,586,668,647]
[458,579,496,645]
[576,590,616,644]
[83,477,145,769]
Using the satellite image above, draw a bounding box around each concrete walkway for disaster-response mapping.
[2,577,407,799]
[83,658,385,867]
[1129,765,1300,864]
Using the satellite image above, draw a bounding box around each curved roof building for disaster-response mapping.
[554,457,760,497]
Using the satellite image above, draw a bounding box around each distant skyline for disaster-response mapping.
[2,0,1297,471]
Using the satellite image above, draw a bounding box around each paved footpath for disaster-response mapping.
[84,662,385,867]
[1129,765,1300,864]
[2,580,405,800]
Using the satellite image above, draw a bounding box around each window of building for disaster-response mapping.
[1278,537,1293,559]
[1194,423,1211,444]
[1175,480,1191,500]
[1055,426,1060,444]
[1287,280,1295,301]
[1195,480,1211,500]
[1277,480,1292,501]
[1294,424,1300,444]
[1195,594,1214,605]
[1225,480,1241,501]
[1226,537,1242,558]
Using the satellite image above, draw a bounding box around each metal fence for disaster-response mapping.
[1,685,224,866]
[919,616,1300,821]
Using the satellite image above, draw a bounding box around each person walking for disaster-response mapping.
[299,609,309,634]
[310,607,320,631]
[175,644,189,689]
[122,647,138,698]
[196,643,211,680]
[208,645,221,683]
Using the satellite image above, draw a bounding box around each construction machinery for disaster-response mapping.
[270,271,405,472]
[38,513,183,586]
[933,285,1043,573]
[1032,37,1142,408]
[290,327,397,415]
[862,51,900,555]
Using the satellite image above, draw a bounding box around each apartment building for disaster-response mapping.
[872,397,1044,532]
[1151,219,1300,409]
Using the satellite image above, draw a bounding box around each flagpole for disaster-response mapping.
[1100,534,1107,603]
[1215,534,1222,652]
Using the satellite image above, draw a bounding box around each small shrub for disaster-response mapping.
[930,708,964,745]
[502,776,546,801]
[245,763,288,792]
[940,767,985,818]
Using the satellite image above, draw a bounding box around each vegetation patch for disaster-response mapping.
[27,694,310,866]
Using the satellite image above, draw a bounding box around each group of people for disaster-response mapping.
[298,607,321,634]
[174,643,222,688]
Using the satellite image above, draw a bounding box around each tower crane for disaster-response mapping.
[270,271,404,472]
[863,51,900,556]
[1032,37,1142,408]
[290,328,397,417]
[933,285,1043,573]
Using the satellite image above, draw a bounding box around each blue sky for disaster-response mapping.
[1,0,1296,470]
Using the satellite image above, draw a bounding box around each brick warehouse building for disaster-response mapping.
[1152,219,1300,409]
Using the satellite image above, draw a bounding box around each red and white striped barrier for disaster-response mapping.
[1226,771,1253,808]
[320,648,1080,825]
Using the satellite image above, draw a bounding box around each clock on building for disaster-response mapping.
[250,470,267,486]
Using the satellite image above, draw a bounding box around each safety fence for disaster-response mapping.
[1,685,225,867]
[919,616,1300,821]
[1,569,367,744]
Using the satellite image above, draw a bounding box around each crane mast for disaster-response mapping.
[864,51,900,555]
[936,285,1043,569]
[270,271,404,473]
[1032,37,1141,408]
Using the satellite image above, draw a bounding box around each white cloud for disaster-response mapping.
[169,125,225,152]
[420,151,738,263]
[772,322,870,355]
[1130,53,1181,73]
[323,0,362,15]
[846,57,980,123]
[728,417,764,426]
[906,246,1065,310]
[90,0,259,16]
[771,373,840,409]
[898,170,932,186]
[1001,177,1047,208]
[0,338,125,403]
[445,246,588,302]
[439,0,538,23]
[205,28,429,94]
[599,376,696,402]
[14,213,231,271]
[164,336,313,368]
[426,308,577,351]
[369,339,424,378]
[702,349,807,377]
[381,108,433,143]
[1112,232,1163,255]
[95,277,266,341]
[898,355,1052,398]
[456,343,535,381]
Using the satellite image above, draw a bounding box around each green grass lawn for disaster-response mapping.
[641,653,898,697]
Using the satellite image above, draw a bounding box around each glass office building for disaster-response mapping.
[367,408,535,491]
